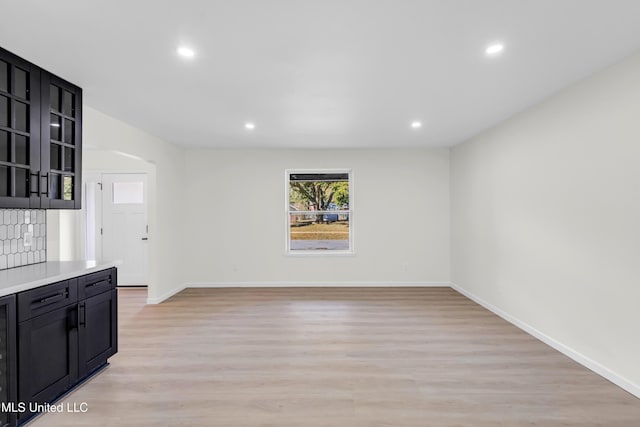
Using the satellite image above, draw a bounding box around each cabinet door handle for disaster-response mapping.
[79,303,86,326]
[141,237,148,241]
[86,279,109,291]
[37,292,67,305]
[69,304,79,330]
[30,172,40,195]
[40,172,49,196]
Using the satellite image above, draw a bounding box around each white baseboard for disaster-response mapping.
[184,281,450,288]
[450,282,640,399]
[146,285,185,304]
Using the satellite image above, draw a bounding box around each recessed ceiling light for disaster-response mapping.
[411,121,422,129]
[485,43,504,56]
[245,123,255,130]
[177,46,195,58]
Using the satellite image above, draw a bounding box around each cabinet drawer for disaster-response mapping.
[78,269,116,300]
[17,279,78,322]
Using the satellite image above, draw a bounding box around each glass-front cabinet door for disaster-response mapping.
[0,49,41,209]
[40,72,82,209]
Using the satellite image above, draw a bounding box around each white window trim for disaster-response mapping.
[284,168,354,256]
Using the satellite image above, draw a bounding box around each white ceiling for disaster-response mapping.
[2,0,640,149]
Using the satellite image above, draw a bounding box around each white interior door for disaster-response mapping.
[102,173,149,286]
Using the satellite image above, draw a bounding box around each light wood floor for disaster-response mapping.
[28,287,640,427]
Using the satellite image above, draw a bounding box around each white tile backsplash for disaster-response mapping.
[0,209,46,270]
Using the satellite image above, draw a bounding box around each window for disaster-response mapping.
[286,169,352,254]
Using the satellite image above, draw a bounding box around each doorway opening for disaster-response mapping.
[85,171,150,287]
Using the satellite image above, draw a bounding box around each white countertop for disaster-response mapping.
[0,260,120,297]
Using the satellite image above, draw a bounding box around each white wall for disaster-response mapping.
[46,210,82,261]
[84,149,156,173]
[48,107,186,303]
[183,149,450,285]
[451,52,640,394]
[50,107,450,297]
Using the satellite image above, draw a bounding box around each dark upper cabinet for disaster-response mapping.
[0,48,41,209]
[0,46,82,210]
[40,72,82,209]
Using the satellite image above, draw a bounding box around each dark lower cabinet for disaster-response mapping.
[78,289,117,378]
[0,295,17,427]
[17,304,78,422]
[12,267,117,426]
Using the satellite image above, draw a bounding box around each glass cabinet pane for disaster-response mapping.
[63,147,74,172]
[50,114,61,140]
[15,134,28,165]
[50,173,60,199]
[0,165,8,197]
[14,67,28,99]
[15,168,27,197]
[50,143,61,170]
[62,90,74,117]
[15,101,29,132]
[0,60,7,93]
[0,95,8,127]
[63,118,74,144]
[63,176,73,200]
[0,130,8,162]
[50,84,60,111]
